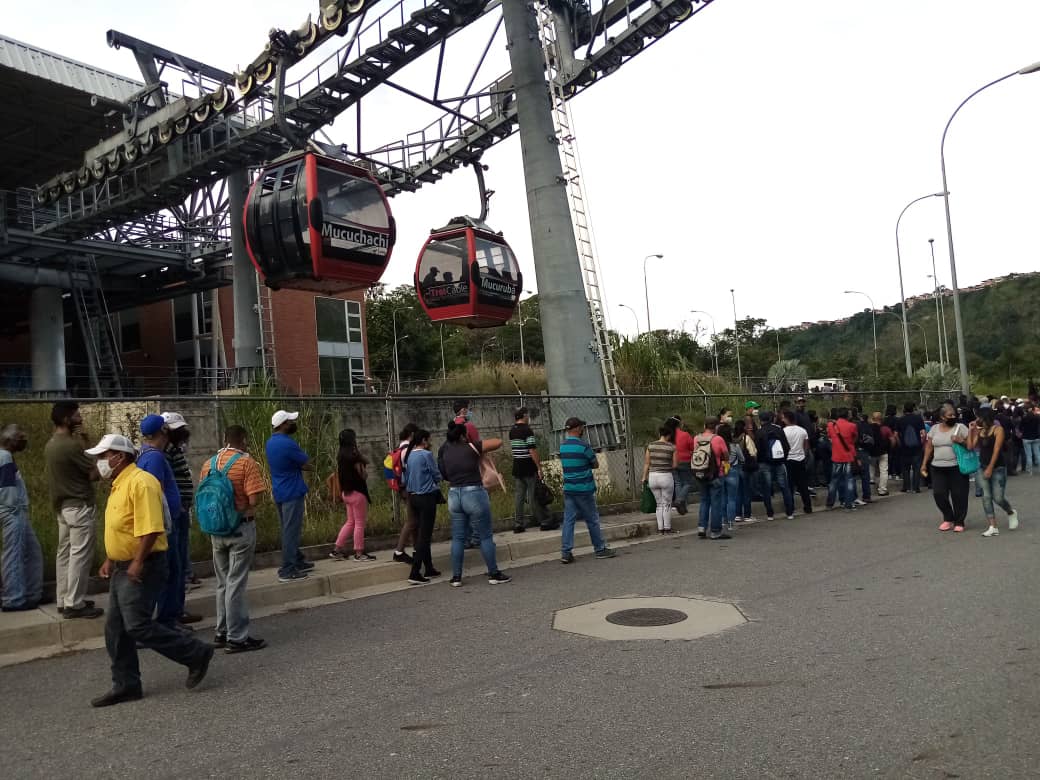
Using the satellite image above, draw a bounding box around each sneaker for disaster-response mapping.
[676,501,688,516]
[425,569,442,578]
[938,521,954,532]
[766,516,775,522]
[513,525,526,534]
[91,686,143,708]
[697,529,707,539]
[982,526,999,537]
[560,552,575,564]
[733,516,744,523]
[213,633,227,648]
[278,571,310,583]
[1008,510,1019,530]
[408,574,430,585]
[488,571,512,584]
[353,553,377,562]
[225,637,266,654]
[393,551,414,565]
[298,561,316,572]
[449,576,463,587]
[179,612,203,625]
[63,604,104,620]
[953,525,965,533]
[329,549,349,561]
[785,514,795,520]
[853,499,867,507]
[877,489,889,496]
[708,532,733,540]
[594,547,617,559]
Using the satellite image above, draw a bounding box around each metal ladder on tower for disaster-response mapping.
[70,255,124,397]
[536,0,626,443]
[254,276,278,386]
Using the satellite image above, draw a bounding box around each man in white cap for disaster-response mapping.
[86,434,213,707]
[265,411,314,582]
[161,411,203,621]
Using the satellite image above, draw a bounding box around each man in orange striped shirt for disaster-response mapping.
[199,425,267,654]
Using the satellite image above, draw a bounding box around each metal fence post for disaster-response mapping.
[625,395,637,499]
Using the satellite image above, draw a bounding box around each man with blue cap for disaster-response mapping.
[136,414,185,629]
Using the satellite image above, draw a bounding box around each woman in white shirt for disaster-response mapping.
[921,401,970,532]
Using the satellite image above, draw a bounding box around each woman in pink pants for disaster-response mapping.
[330,429,375,561]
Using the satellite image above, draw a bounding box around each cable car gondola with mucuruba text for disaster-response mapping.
[414,216,522,328]
[243,151,395,293]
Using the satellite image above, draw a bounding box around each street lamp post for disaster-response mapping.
[940,59,1040,395]
[392,306,411,393]
[844,290,878,377]
[618,304,640,338]
[690,309,719,375]
[642,253,663,335]
[880,310,929,368]
[517,289,535,365]
[439,324,446,379]
[928,239,951,370]
[895,192,945,377]
[730,289,742,389]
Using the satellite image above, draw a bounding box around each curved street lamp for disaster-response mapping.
[690,309,719,375]
[642,253,664,334]
[844,290,878,377]
[895,192,945,377]
[618,303,641,338]
[940,59,1040,395]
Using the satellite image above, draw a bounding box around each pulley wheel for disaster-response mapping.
[91,158,107,181]
[193,103,211,123]
[62,177,76,194]
[236,75,254,96]
[158,123,174,144]
[322,6,344,32]
[76,168,91,188]
[255,60,274,84]
[139,130,156,156]
[174,115,191,135]
[210,85,230,112]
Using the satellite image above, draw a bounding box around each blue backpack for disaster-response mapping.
[196,452,244,536]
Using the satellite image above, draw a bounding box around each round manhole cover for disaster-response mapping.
[605,608,689,627]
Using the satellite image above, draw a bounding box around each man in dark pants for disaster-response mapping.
[86,434,213,707]
[266,410,315,582]
[509,408,549,532]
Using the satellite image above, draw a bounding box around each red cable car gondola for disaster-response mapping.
[414,216,522,328]
[243,151,395,293]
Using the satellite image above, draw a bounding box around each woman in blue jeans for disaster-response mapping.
[969,408,1019,537]
[717,423,743,530]
[437,422,512,587]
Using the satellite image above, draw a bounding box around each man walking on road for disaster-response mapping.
[266,410,314,582]
[1,425,42,612]
[86,434,212,707]
[45,401,102,619]
[509,407,548,532]
[199,426,267,654]
[559,417,616,564]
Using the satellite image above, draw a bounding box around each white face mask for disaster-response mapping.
[97,457,116,479]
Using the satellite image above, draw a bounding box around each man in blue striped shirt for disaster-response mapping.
[559,417,616,564]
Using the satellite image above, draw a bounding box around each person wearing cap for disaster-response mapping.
[137,414,186,630]
[44,400,103,619]
[1,424,43,612]
[744,401,761,434]
[558,417,616,564]
[161,411,201,624]
[86,433,213,707]
[266,410,314,582]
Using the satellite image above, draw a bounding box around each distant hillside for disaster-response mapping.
[779,272,1040,392]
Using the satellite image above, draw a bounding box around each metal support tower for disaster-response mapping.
[70,255,123,397]
[537,0,625,442]
[501,0,612,446]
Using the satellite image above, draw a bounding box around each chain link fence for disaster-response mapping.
[0,388,958,575]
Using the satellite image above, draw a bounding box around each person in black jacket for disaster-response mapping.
[754,412,794,520]
[899,402,926,493]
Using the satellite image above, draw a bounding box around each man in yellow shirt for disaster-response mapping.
[85,434,214,707]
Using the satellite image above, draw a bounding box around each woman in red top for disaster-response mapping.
[666,416,695,515]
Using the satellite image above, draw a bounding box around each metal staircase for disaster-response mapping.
[536,1,625,442]
[255,277,278,384]
[70,255,124,397]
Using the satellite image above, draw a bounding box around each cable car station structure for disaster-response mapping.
[1,0,715,441]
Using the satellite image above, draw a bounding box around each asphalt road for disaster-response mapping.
[4,475,1040,779]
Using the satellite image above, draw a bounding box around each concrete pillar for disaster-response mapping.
[229,169,261,381]
[501,0,608,428]
[30,286,67,394]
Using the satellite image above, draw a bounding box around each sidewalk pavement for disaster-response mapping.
[0,480,900,666]
[0,509,682,665]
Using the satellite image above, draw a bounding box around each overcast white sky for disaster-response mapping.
[6,1,1040,338]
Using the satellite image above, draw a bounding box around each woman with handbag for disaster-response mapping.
[733,420,756,522]
[404,429,444,583]
[921,401,971,533]
[968,407,1019,537]
[642,424,678,534]
[437,422,511,587]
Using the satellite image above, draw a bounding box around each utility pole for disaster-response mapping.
[730,288,742,390]
[501,0,609,428]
